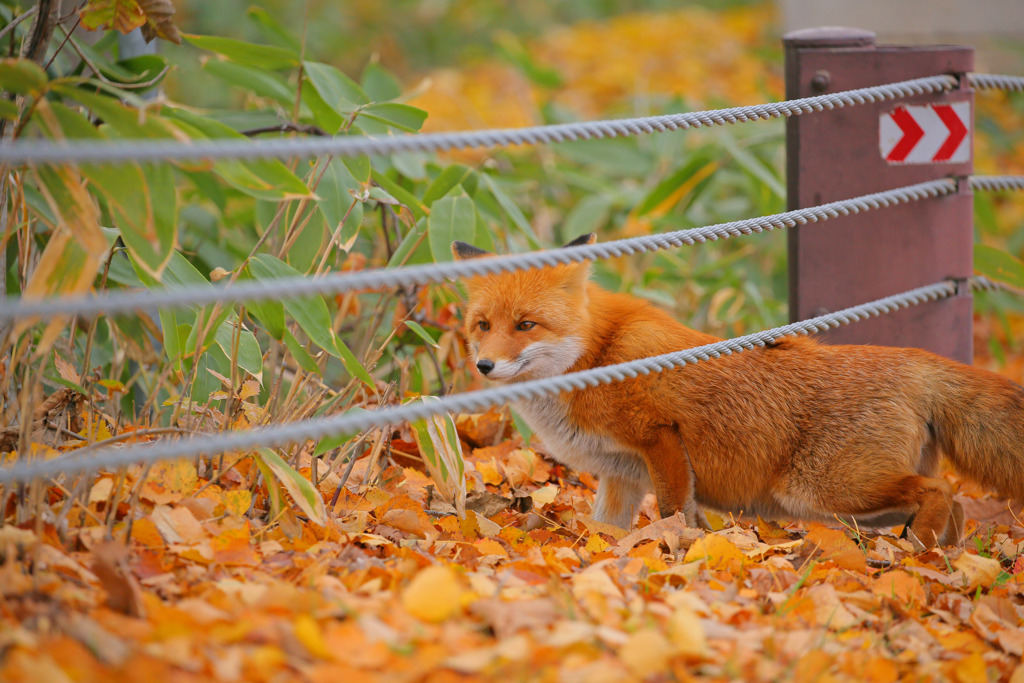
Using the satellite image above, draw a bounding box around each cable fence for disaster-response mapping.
[0,72,1017,167]
[0,67,1021,489]
[0,177,968,321]
[0,277,983,485]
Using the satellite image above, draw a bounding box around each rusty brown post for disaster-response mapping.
[784,27,974,363]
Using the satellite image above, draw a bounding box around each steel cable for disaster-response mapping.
[968,73,1024,92]
[0,75,959,165]
[0,278,975,485]
[0,177,962,322]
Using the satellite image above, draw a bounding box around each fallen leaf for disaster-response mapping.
[401,565,467,622]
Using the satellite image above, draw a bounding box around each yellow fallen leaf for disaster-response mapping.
[953,652,988,683]
[953,552,1002,589]
[668,605,707,656]
[619,628,672,678]
[530,484,559,507]
[683,533,744,569]
[401,565,466,622]
[294,614,330,659]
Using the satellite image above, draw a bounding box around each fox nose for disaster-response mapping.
[476,359,495,376]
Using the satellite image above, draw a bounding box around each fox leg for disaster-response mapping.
[592,473,648,529]
[634,427,708,529]
[823,474,960,549]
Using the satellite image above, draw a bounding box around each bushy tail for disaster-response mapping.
[931,361,1024,502]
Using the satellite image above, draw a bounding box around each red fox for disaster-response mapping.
[452,234,1024,548]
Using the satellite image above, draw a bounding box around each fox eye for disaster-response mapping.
[477,320,490,331]
[516,320,536,331]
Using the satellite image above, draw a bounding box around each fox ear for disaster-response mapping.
[563,233,597,248]
[451,241,491,260]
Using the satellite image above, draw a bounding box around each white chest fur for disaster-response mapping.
[513,394,649,483]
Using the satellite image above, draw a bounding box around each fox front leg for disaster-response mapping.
[636,427,709,530]
[592,474,648,529]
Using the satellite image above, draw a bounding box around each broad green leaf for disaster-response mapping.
[360,61,402,101]
[0,99,19,120]
[246,7,301,52]
[423,164,474,207]
[359,103,427,133]
[247,255,373,387]
[975,244,1024,290]
[334,338,375,388]
[244,295,286,340]
[164,108,313,200]
[555,137,653,177]
[342,156,371,184]
[202,59,295,106]
[408,397,466,516]
[370,170,427,220]
[186,34,299,70]
[510,408,533,447]
[480,174,541,247]
[283,327,321,373]
[52,85,176,139]
[317,160,364,250]
[301,82,345,133]
[388,218,430,267]
[404,320,440,348]
[636,152,717,216]
[212,317,263,382]
[303,61,368,112]
[563,194,613,238]
[0,58,47,95]
[254,448,327,525]
[428,194,476,263]
[50,98,176,278]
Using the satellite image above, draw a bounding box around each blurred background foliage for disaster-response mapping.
[0,0,1022,511]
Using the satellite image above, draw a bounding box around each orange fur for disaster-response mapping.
[452,236,1024,547]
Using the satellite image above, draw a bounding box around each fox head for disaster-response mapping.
[452,234,596,382]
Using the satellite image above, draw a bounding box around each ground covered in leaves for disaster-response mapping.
[2,406,1024,683]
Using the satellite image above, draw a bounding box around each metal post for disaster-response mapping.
[784,27,974,363]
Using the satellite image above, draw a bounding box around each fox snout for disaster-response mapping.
[476,359,495,375]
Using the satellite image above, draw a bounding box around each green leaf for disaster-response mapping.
[248,255,374,388]
[422,164,474,207]
[0,99,19,120]
[334,338,375,388]
[388,218,429,267]
[317,160,364,249]
[254,448,327,525]
[245,295,286,340]
[408,397,466,515]
[428,194,476,263]
[283,327,321,373]
[480,174,541,247]
[164,108,313,200]
[975,244,1024,290]
[360,61,402,101]
[510,408,533,447]
[404,320,440,348]
[359,103,427,133]
[342,156,371,184]
[202,59,295,106]
[53,85,176,139]
[303,61,368,112]
[186,34,300,70]
[0,58,47,95]
[246,7,301,52]
[563,194,613,238]
[370,170,427,220]
[211,316,263,382]
[636,152,717,216]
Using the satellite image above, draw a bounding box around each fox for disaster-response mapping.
[451,233,1024,549]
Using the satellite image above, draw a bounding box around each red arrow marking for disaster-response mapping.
[886,107,924,162]
[932,104,967,162]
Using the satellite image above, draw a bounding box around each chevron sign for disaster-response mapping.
[879,102,971,164]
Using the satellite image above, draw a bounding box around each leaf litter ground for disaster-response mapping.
[2,405,1024,683]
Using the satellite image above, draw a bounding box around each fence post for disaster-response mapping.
[784,27,974,363]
